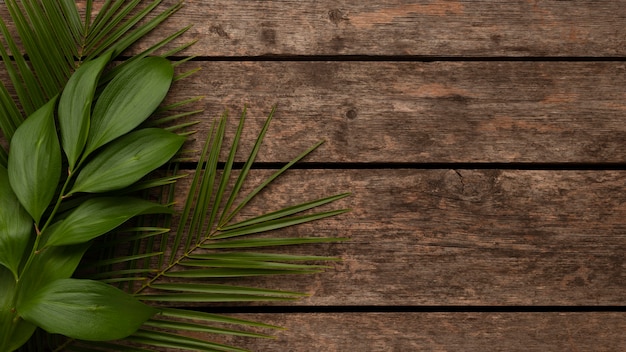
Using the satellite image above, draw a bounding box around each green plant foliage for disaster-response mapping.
[0,1,349,351]
[17,278,157,341]
[7,97,61,225]
[0,56,186,349]
[0,166,31,278]
[1,265,41,351]
[85,57,175,156]
[17,244,90,305]
[43,197,172,247]
[58,52,112,171]
[75,109,350,352]
[71,128,186,193]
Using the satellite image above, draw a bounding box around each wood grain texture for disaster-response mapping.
[169,169,626,305]
[187,312,626,352]
[4,2,624,350]
[168,61,626,163]
[4,1,626,57]
[131,0,626,57]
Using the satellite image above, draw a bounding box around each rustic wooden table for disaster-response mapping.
[139,1,626,351]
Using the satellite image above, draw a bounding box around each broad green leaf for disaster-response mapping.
[71,128,186,194]
[6,319,36,352]
[18,278,157,341]
[0,165,32,277]
[0,265,17,350]
[44,197,171,246]
[58,53,111,171]
[44,197,171,247]
[17,244,90,306]
[8,97,61,224]
[84,57,174,156]
[0,266,36,351]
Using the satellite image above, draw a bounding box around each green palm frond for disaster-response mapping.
[68,109,348,351]
[142,109,349,294]
[0,0,188,159]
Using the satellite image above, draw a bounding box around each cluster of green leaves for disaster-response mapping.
[0,1,349,351]
[62,109,350,352]
[0,0,190,154]
[0,50,185,350]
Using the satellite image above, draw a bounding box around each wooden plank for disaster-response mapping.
[169,169,626,305]
[191,312,626,352]
[132,0,626,57]
[168,61,626,163]
[5,1,625,57]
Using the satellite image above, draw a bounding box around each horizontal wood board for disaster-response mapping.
[6,1,626,57]
[3,0,624,350]
[133,0,626,57]
[167,169,626,306]
[168,61,626,163]
[204,312,626,352]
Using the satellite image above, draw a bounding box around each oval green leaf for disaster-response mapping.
[17,278,157,341]
[16,244,89,306]
[0,266,37,352]
[44,197,171,247]
[0,166,32,278]
[84,56,174,156]
[71,128,185,194]
[58,52,112,171]
[8,97,61,224]
[6,319,36,352]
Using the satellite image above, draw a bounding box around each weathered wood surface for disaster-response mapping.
[149,1,626,351]
[4,0,621,350]
[213,313,626,352]
[172,169,626,306]
[3,1,624,57]
[136,0,626,57]
[171,61,626,163]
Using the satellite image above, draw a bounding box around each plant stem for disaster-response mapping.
[1,169,76,348]
[134,229,220,295]
[17,169,75,281]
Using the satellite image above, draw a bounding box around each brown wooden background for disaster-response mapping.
[143,1,626,351]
